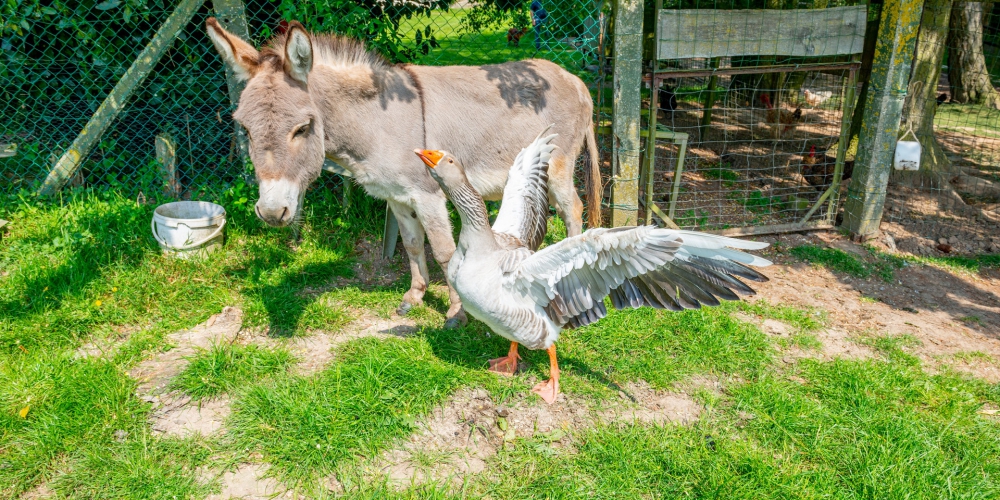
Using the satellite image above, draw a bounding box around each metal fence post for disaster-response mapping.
[610,0,643,227]
[842,0,924,239]
[212,0,252,164]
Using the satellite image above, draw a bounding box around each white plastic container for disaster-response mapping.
[894,126,921,171]
[151,201,226,259]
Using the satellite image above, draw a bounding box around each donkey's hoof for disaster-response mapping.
[396,301,414,316]
[443,316,468,330]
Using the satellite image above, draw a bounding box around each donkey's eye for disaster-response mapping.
[293,122,311,138]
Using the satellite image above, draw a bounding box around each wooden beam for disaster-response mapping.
[212,0,251,162]
[656,6,867,60]
[36,0,206,196]
[610,0,643,227]
[842,0,923,239]
[155,133,181,197]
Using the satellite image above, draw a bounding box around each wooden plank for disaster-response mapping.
[155,134,181,197]
[610,0,644,227]
[37,0,206,196]
[842,0,923,239]
[708,220,835,237]
[656,6,867,60]
[212,0,251,162]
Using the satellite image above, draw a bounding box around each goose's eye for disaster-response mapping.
[448,159,454,164]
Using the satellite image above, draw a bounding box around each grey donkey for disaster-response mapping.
[206,18,601,328]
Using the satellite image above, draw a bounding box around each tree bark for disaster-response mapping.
[947,2,1000,109]
[892,0,953,188]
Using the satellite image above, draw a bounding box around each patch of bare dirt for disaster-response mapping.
[347,383,701,491]
[204,464,286,500]
[754,232,1000,380]
[74,325,139,360]
[18,482,54,499]
[239,313,418,377]
[129,307,243,437]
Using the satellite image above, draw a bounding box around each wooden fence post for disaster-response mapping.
[36,0,206,196]
[212,0,252,163]
[610,0,643,227]
[842,0,924,239]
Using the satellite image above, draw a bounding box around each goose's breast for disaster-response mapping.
[453,261,556,349]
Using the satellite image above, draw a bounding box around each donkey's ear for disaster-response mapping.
[283,21,313,85]
[206,17,259,82]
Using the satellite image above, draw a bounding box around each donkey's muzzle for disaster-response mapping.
[255,203,292,226]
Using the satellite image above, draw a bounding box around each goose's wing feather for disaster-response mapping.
[506,228,772,327]
[491,126,557,251]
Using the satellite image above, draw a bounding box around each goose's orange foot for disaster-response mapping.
[488,354,520,376]
[532,344,561,404]
[531,378,559,404]
[488,342,520,376]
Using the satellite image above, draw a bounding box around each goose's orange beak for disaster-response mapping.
[415,149,444,168]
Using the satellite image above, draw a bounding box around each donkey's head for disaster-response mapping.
[206,18,324,227]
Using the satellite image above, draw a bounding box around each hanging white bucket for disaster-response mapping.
[151,201,226,259]
[894,126,921,171]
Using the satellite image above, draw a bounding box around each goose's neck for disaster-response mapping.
[448,182,498,250]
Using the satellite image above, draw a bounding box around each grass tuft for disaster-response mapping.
[173,344,296,399]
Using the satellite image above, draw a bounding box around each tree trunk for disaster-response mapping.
[892,0,953,188]
[947,2,1000,109]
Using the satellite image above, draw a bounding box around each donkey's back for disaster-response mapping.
[414,60,596,207]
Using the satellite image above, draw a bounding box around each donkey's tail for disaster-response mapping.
[584,122,602,228]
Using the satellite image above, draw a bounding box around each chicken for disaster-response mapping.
[506,27,527,47]
[757,94,802,139]
[659,86,677,112]
[937,93,948,105]
[801,145,854,191]
[803,89,833,107]
[655,85,678,121]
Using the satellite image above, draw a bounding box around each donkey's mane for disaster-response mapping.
[260,31,392,72]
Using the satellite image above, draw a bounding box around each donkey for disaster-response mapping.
[206,18,600,328]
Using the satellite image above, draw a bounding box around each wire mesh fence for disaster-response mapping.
[879,0,1000,257]
[1,0,605,198]
[4,0,1000,246]
[643,67,856,232]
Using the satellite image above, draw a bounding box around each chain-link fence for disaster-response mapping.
[5,0,1000,247]
[1,0,605,197]
[880,0,1000,257]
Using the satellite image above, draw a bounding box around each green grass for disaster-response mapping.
[789,243,1000,283]
[453,356,1000,499]
[173,344,296,399]
[5,188,1000,498]
[935,102,1000,140]
[731,190,785,215]
[229,337,468,486]
[396,7,597,77]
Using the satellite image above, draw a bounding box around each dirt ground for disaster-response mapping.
[755,231,1000,381]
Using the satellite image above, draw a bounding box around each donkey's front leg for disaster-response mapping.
[388,201,429,316]
[416,196,467,329]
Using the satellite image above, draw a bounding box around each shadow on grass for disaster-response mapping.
[788,243,1000,336]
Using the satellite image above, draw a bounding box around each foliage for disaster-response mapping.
[271,0,450,62]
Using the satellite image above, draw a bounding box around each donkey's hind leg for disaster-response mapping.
[414,194,467,329]
[547,155,585,237]
[388,200,429,316]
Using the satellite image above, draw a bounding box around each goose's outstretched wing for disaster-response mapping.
[491,125,557,251]
[505,227,772,327]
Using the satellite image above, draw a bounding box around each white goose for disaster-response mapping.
[414,128,772,404]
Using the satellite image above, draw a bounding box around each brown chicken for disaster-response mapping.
[801,145,854,191]
[758,93,802,139]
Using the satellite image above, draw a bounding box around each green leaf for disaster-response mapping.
[95,0,121,10]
